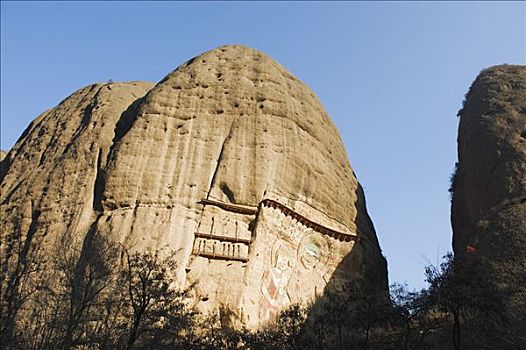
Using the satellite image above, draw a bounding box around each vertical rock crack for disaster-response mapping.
[206,117,237,200]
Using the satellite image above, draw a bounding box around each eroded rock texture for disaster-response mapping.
[1,45,386,327]
[451,65,526,255]
[1,82,154,253]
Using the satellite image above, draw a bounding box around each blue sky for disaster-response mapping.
[1,1,524,290]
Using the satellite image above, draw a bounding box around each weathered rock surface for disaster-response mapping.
[0,82,154,254]
[0,150,6,162]
[451,65,526,255]
[0,45,386,327]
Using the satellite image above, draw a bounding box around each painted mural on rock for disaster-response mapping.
[185,192,361,327]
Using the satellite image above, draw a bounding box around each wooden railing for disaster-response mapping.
[192,251,249,263]
[193,232,251,245]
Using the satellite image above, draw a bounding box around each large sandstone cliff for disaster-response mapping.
[0,45,386,327]
[451,65,526,255]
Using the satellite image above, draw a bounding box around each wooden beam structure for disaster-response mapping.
[192,251,249,263]
[194,232,252,245]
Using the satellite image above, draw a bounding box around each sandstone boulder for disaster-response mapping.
[0,45,386,328]
[451,65,526,255]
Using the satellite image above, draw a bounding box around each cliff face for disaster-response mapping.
[451,65,526,256]
[0,82,154,255]
[0,45,386,327]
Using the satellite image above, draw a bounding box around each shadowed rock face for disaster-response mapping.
[0,45,386,327]
[0,81,154,253]
[451,65,526,255]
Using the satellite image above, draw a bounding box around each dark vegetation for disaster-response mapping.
[1,227,525,350]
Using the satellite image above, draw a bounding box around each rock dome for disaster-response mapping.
[451,65,526,256]
[0,45,386,327]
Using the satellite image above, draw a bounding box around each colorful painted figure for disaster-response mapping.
[260,241,295,321]
[298,232,329,271]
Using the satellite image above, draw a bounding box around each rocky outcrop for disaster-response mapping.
[451,65,526,255]
[0,82,154,253]
[0,45,386,328]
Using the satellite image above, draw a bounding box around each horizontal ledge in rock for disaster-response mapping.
[191,251,249,263]
[199,198,258,215]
